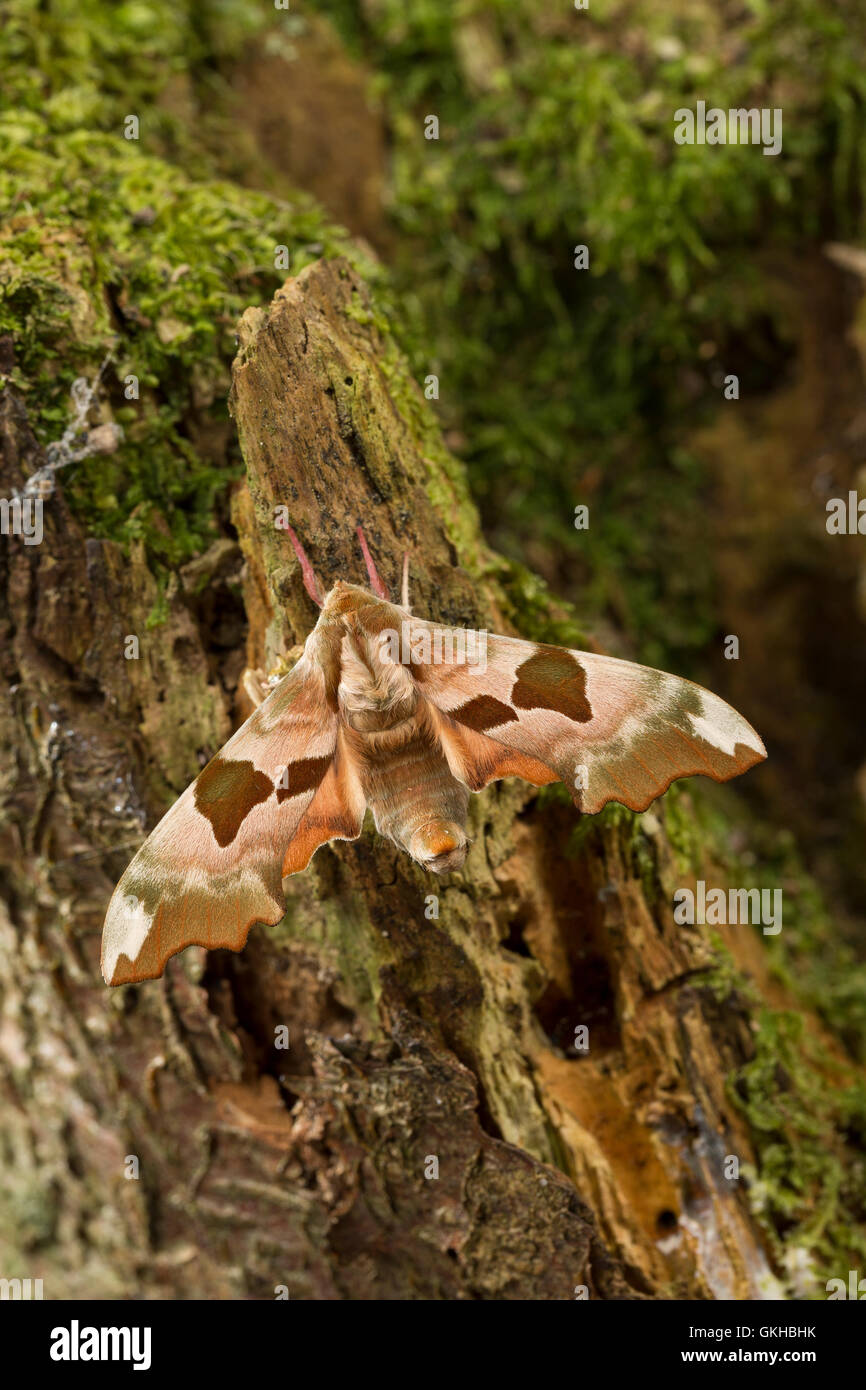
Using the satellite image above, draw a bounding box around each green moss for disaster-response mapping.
[681,789,866,1064]
[561,797,664,912]
[0,1,398,569]
[6,0,865,650]
[312,0,866,666]
[685,816,866,1286]
[144,587,170,630]
[272,840,391,1031]
[0,132,378,566]
[661,782,707,877]
[494,558,590,649]
[1,0,270,175]
[755,842,866,1067]
[634,914,866,1290]
[562,775,866,1284]
[660,782,866,1283]
[11,0,862,663]
[696,934,759,1007]
[727,1004,866,1287]
[0,1179,59,1255]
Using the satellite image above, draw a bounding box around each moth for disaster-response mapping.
[101,526,766,985]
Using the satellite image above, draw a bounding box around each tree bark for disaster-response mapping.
[0,257,778,1299]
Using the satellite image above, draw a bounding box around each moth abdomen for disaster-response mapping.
[355,714,471,874]
[407,819,469,874]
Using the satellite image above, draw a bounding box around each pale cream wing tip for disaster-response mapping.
[101,884,153,986]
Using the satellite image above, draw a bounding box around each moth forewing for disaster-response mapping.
[396,624,766,816]
[100,651,341,985]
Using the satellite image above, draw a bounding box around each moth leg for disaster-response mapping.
[242,644,305,708]
[284,524,323,607]
[242,667,269,709]
[401,551,410,611]
[355,524,390,600]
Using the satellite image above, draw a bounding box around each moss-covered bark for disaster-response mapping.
[4,249,860,1300]
[2,0,866,1302]
[0,288,634,1298]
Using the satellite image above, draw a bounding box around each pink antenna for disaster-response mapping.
[356,525,390,600]
[285,525,323,607]
[401,551,410,609]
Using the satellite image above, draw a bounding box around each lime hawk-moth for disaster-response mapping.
[101,528,765,985]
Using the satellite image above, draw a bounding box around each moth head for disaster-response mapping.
[323,579,384,617]
[408,820,468,875]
